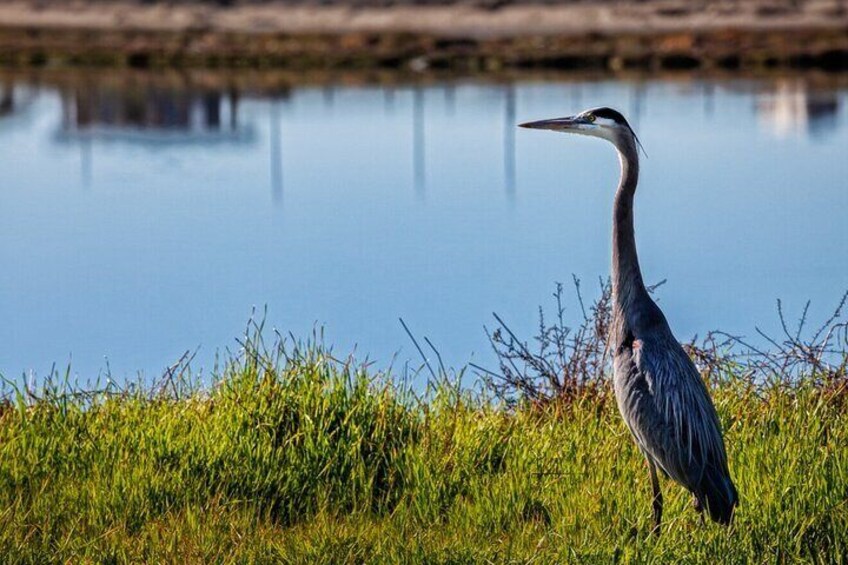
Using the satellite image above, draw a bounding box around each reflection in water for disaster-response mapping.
[58,82,253,144]
[4,72,838,203]
[503,84,516,197]
[270,99,283,205]
[29,74,843,200]
[703,82,715,117]
[9,73,839,209]
[413,87,426,196]
[0,81,13,117]
[228,87,240,130]
[444,84,456,116]
[54,79,259,186]
[383,86,395,114]
[80,136,92,188]
[807,96,840,139]
[322,85,335,112]
[629,82,645,129]
[757,80,840,139]
[0,82,38,122]
[570,83,582,112]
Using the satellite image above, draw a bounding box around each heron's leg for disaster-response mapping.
[648,459,663,535]
[693,496,706,526]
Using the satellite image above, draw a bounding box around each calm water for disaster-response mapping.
[1,73,847,381]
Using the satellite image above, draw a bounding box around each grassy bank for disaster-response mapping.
[0,328,846,563]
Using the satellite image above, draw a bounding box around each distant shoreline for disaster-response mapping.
[1,1,847,70]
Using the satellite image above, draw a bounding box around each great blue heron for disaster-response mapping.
[519,107,738,531]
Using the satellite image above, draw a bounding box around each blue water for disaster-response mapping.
[1,74,846,381]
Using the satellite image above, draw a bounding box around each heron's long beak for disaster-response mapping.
[518,115,588,132]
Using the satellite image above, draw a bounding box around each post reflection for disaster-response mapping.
[270,98,283,205]
[80,136,92,188]
[383,86,396,114]
[413,87,426,196]
[629,83,645,129]
[444,84,456,116]
[228,87,239,130]
[703,82,715,117]
[322,85,335,113]
[503,83,516,198]
[0,81,13,118]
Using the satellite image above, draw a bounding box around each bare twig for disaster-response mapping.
[478,279,848,407]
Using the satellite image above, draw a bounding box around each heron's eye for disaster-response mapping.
[586,114,596,123]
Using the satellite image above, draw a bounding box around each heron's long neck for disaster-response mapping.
[611,143,646,328]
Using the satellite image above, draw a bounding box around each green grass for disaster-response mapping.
[0,337,846,564]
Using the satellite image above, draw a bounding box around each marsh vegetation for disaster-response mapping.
[1,288,845,562]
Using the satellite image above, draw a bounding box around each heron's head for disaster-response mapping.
[519,107,643,155]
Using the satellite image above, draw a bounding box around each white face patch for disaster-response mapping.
[579,113,621,143]
[588,115,619,129]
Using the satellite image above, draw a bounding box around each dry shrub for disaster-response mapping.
[473,277,612,409]
[478,280,848,410]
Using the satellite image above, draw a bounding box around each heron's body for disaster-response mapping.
[520,107,738,530]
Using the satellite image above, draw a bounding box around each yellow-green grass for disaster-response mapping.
[0,342,845,563]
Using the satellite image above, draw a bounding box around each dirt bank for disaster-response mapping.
[1,1,846,70]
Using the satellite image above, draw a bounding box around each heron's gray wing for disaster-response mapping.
[620,334,729,492]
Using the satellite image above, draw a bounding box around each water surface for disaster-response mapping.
[1,72,846,381]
